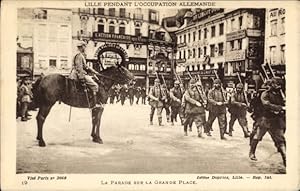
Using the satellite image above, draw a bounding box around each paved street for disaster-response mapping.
[17,101,285,174]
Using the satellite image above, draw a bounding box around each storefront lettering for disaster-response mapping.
[93,32,148,44]
[226,30,246,41]
[225,50,246,62]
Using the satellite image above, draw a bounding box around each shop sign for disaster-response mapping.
[225,50,246,62]
[226,30,246,41]
[192,9,224,22]
[93,32,148,44]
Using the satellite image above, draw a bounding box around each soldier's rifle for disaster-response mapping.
[213,70,227,103]
[237,72,250,107]
[155,71,167,102]
[265,62,286,102]
[187,71,207,107]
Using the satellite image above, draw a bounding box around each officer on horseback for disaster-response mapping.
[70,41,101,107]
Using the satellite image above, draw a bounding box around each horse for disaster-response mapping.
[32,65,134,147]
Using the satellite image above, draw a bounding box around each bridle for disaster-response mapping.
[94,66,132,86]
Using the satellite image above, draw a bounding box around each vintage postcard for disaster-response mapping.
[1,0,299,190]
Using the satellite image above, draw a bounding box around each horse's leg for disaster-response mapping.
[91,109,96,138]
[93,107,104,144]
[36,104,53,147]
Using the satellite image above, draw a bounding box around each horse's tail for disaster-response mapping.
[32,77,43,108]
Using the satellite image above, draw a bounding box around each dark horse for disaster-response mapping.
[32,65,134,147]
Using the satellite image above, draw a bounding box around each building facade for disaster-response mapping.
[264,8,285,77]
[174,8,265,88]
[17,8,73,77]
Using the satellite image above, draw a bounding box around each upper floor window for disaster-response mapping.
[193,31,196,41]
[281,17,285,34]
[271,20,277,36]
[108,8,115,16]
[109,21,115,33]
[198,30,201,40]
[98,8,104,15]
[184,34,186,43]
[204,28,207,39]
[218,43,224,56]
[238,16,243,29]
[188,33,191,43]
[211,26,216,38]
[135,28,141,36]
[119,8,126,18]
[219,23,224,35]
[231,18,235,31]
[119,22,126,35]
[210,44,215,57]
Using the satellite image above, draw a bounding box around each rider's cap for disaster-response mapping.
[77,41,87,47]
[236,83,243,88]
[213,79,221,84]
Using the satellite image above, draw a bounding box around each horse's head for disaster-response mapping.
[100,64,135,84]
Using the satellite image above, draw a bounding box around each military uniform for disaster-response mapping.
[141,87,146,104]
[119,85,127,105]
[128,84,135,106]
[228,83,250,138]
[206,79,228,139]
[170,81,184,125]
[148,79,164,126]
[183,79,206,137]
[161,85,171,122]
[69,41,100,107]
[249,77,286,166]
[18,80,33,121]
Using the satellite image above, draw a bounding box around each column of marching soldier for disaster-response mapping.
[148,76,286,167]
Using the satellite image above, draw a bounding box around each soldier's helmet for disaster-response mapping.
[213,79,221,84]
[236,83,243,89]
[77,41,87,47]
[154,78,160,83]
[174,80,180,85]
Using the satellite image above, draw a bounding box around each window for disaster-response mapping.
[188,50,191,59]
[210,44,215,57]
[98,8,104,15]
[188,33,191,43]
[49,59,56,67]
[135,28,141,36]
[204,28,207,39]
[97,24,104,32]
[128,64,134,70]
[179,51,181,59]
[203,64,206,70]
[193,48,196,58]
[281,17,285,34]
[60,60,68,69]
[280,45,285,64]
[218,43,224,56]
[193,31,196,41]
[184,34,186,43]
[204,46,207,56]
[179,36,182,43]
[237,39,242,50]
[183,50,186,59]
[231,18,235,31]
[109,21,115,33]
[119,22,125,34]
[230,41,234,50]
[134,64,139,70]
[211,26,216,38]
[119,8,126,18]
[270,46,276,65]
[198,30,201,40]
[219,23,224,35]
[108,8,115,16]
[198,47,201,58]
[140,64,146,71]
[271,20,277,36]
[197,64,200,71]
[238,16,243,29]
